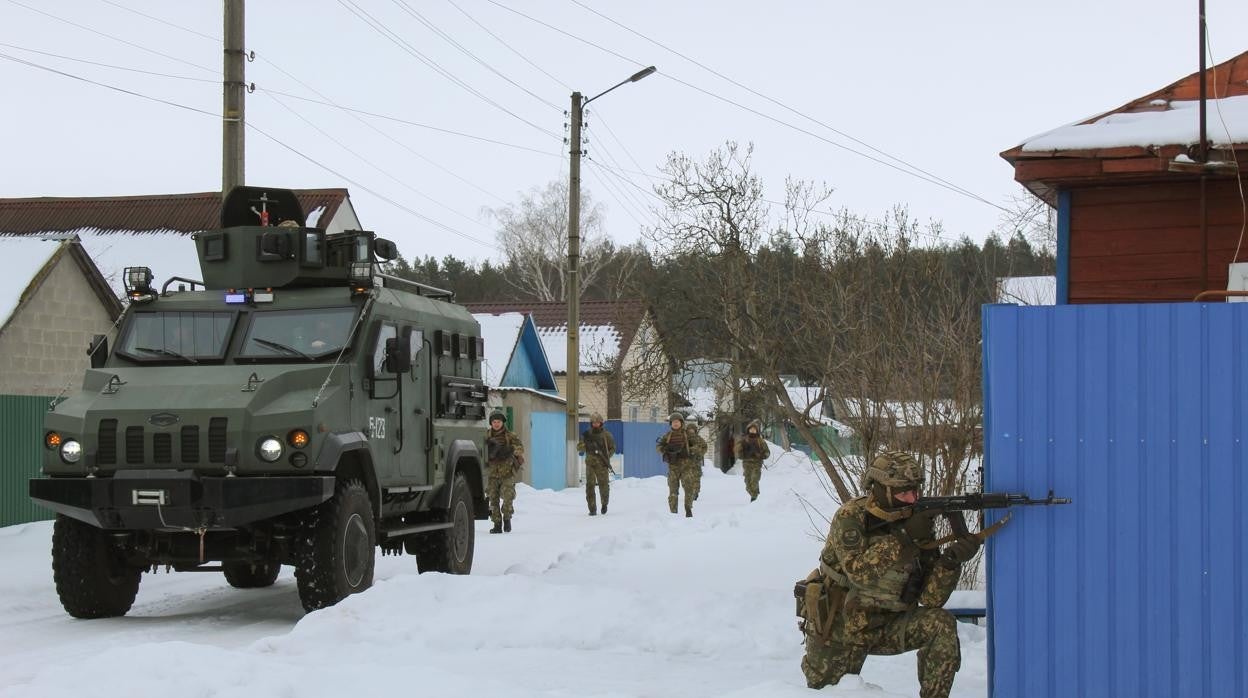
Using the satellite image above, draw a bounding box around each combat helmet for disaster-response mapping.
[862,451,923,517]
[589,412,604,425]
[488,410,507,427]
[667,412,685,426]
[746,419,762,434]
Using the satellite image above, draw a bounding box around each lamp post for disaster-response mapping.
[565,65,656,487]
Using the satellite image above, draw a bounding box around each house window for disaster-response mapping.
[629,406,639,421]
[650,407,659,422]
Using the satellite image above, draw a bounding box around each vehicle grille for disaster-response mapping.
[208,418,228,463]
[97,419,117,465]
[181,426,200,464]
[153,433,172,464]
[125,426,144,464]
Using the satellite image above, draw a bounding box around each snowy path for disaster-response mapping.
[0,453,987,697]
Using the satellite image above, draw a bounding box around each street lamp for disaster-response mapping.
[565,65,656,488]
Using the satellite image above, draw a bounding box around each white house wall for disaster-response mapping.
[0,254,116,396]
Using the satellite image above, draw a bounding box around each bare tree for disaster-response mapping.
[999,188,1055,253]
[485,180,611,301]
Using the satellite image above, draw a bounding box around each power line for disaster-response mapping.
[255,56,512,205]
[0,41,217,82]
[584,140,655,218]
[335,0,559,141]
[248,121,504,254]
[0,51,216,117]
[253,86,561,158]
[445,0,572,92]
[1,50,504,255]
[97,0,219,43]
[585,162,647,232]
[485,0,1008,214]
[263,90,497,234]
[568,0,991,206]
[5,0,216,75]
[390,0,561,112]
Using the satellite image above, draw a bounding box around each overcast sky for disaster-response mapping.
[2,0,1246,265]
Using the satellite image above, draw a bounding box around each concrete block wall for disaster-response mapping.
[0,254,116,396]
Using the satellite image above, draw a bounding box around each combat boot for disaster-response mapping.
[750,494,758,502]
[489,521,502,534]
[589,507,597,516]
[503,518,512,533]
[685,508,692,518]
[668,496,677,514]
[601,501,608,514]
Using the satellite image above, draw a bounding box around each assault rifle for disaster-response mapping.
[892,490,1072,545]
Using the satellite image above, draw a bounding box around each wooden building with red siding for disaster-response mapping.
[1000,51,1248,303]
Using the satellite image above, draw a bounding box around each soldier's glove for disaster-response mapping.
[941,534,981,567]
[901,507,942,543]
[514,454,525,466]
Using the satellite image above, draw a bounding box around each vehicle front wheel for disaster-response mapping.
[51,515,142,619]
[295,479,375,612]
[223,560,281,588]
[410,473,474,575]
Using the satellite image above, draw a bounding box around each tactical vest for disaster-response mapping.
[825,513,923,613]
[582,428,611,465]
[740,436,765,460]
[486,430,515,464]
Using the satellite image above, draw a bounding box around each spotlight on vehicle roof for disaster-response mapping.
[123,266,155,303]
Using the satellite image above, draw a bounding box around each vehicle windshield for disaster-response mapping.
[118,311,235,362]
[241,307,357,360]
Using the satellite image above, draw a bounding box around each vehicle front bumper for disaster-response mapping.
[30,470,335,530]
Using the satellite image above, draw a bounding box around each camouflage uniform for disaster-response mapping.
[734,420,770,501]
[578,415,616,515]
[485,421,524,533]
[686,422,706,501]
[798,451,971,698]
[656,414,707,516]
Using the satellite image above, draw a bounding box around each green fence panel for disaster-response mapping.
[0,394,53,527]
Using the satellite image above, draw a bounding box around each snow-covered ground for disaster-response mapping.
[0,450,986,697]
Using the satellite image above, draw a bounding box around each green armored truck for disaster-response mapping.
[30,187,490,617]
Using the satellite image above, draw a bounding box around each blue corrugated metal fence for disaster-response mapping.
[983,302,1248,698]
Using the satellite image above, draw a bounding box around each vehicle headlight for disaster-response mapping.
[60,439,82,464]
[258,437,283,463]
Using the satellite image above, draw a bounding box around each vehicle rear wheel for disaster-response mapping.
[223,560,281,588]
[52,515,142,619]
[411,473,474,574]
[295,478,375,612]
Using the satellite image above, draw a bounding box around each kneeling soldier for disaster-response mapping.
[796,451,980,698]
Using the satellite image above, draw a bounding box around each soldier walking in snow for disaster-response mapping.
[796,451,980,698]
[734,419,770,501]
[485,411,524,534]
[656,413,707,517]
[578,413,616,516]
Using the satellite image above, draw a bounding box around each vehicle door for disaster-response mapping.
[366,320,400,483]
[399,325,428,482]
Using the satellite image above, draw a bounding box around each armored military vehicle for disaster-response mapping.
[30,187,489,617]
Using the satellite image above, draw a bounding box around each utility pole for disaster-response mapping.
[564,66,655,488]
[565,91,584,488]
[222,0,245,197]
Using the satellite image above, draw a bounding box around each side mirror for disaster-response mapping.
[88,334,108,369]
[385,336,412,373]
[373,238,398,262]
[257,231,292,262]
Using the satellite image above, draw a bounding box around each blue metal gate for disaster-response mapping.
[983,302,1248,698]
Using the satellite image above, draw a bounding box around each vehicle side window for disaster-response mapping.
[372,323,397,377]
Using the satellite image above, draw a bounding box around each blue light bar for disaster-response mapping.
[225,291,249,304]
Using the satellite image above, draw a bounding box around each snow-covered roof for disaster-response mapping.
[997,275,1056,305]
[0,237,60,330]
[472,312,526,387]
[538,324,621,374]
[1021,95,1248,152]
[490,386,567,404]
